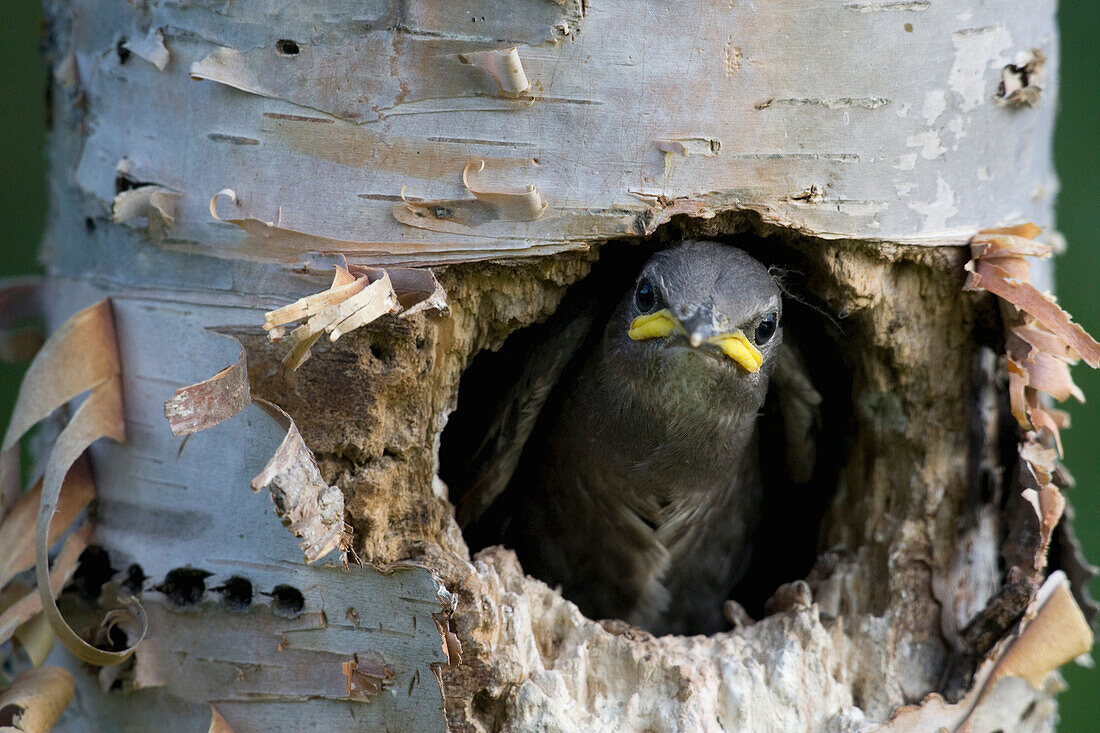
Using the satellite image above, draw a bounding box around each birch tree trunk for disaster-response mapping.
[1,1,1095,731]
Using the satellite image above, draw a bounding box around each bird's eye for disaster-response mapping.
[635,278,659,313]
[754,312,778,345]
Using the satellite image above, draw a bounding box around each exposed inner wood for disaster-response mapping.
[233,231,1053,730]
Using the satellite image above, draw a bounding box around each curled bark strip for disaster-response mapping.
[326,272,400,341]
[263,267,363,332]
[974,260,1100,367]
[965,229,1100,367]
[1012,322,1077,361]
[0,457,95,589]
[341,653,395,699]
[380,267,450,318]
[0,666,75,733]
[1016,352,1083,403]
[263,265,444,370]
[111,185,180,238]
[965,225,1099,458]
[393,191,503,234]
[462,159,546,221]
[456,47,530,96]
[251,399,348,564]
[392,158,547,231]
[121,27,169,71]
[163,343,352,564]
[0,298,143,665]
[948,223,1097,702]
[883,572,1091,732]
[979,572,1091,694]
[277,268,399,369]
[1,300,119,515]
[0,525,91,647]
[35,375,147,666]
[164,350,251,436]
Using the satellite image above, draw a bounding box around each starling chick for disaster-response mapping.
[462,241,787,635]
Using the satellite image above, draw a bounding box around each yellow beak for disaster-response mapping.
[627,309,763,373]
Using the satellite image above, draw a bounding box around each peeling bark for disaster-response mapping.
[3,0,1091,731]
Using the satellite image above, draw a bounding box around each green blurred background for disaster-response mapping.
[1,1,1096,727]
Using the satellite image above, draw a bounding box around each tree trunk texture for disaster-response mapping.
[1,1,1094,731]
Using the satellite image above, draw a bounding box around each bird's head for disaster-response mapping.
[607,240,782,411]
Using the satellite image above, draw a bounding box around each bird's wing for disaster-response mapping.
[770,338,823,485]
[454,285,603,530]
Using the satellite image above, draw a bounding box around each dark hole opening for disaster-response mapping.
[275,39,300,56]
[69,545,117,602]
[121,563,147,595]
[268,584,304,617]
[0,705,24,727]
[214,575,254,610]
[116,38,131,64]
[155,567,212,607]
[440,232,850,635]
[104,621,129,651]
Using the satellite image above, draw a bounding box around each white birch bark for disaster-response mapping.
[19,0,1090,731]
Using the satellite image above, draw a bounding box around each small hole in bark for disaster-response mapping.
[69,545,117,602]
[116,38,131,64]
[122,563,147,594]
[214,575,254,610]
[156,567,212,607]
[369,341,397,365]
[997,64,1029,98]
[268,584,305,617]
[85,216,96,232]
[995,52,1044,107]
[0,705,24,726]
[276,39,300,56]
[441,230,848,634]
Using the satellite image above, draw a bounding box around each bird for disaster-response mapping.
[453,240,819,635]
